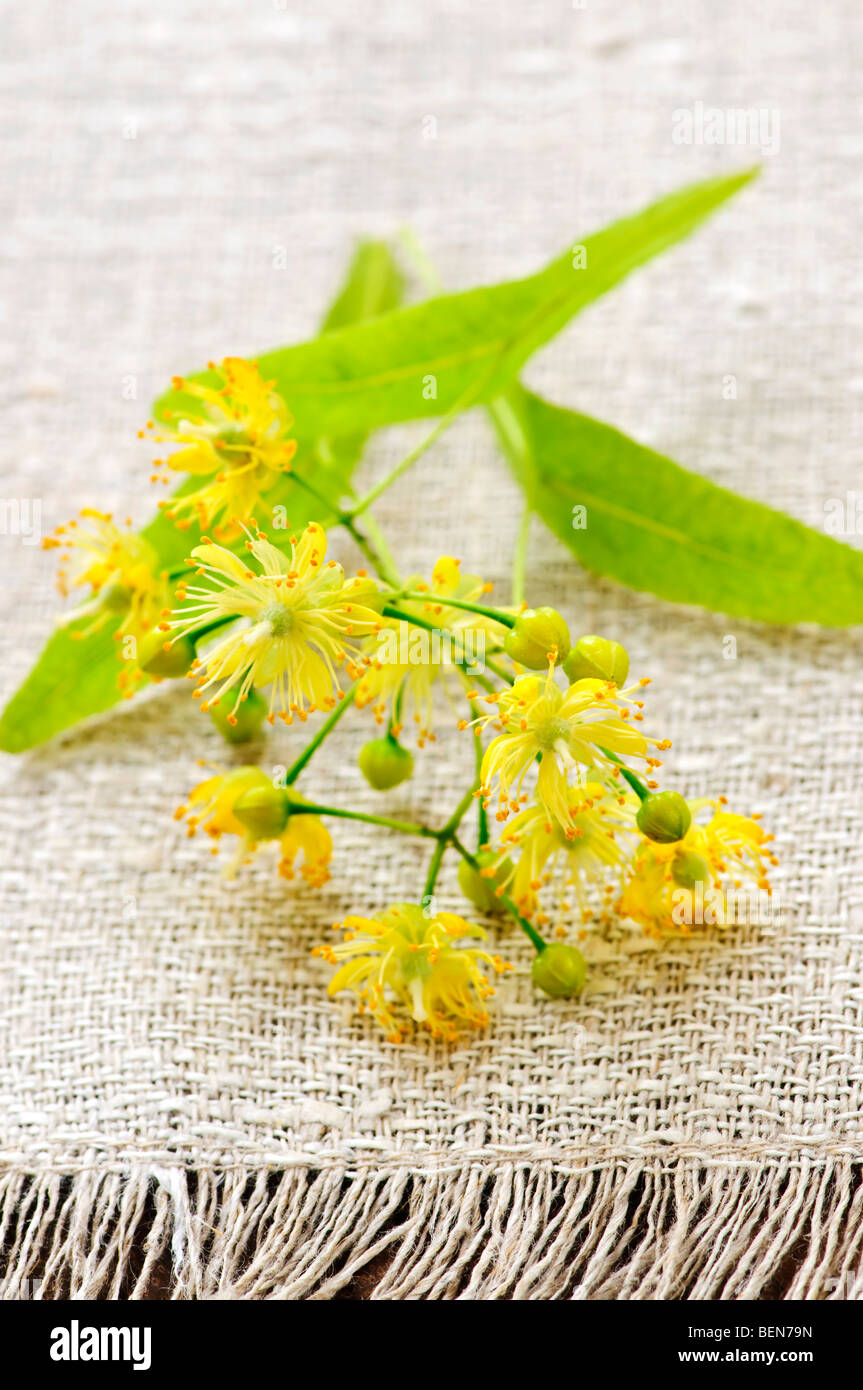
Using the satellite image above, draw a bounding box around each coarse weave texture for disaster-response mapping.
[1,0,862,1299]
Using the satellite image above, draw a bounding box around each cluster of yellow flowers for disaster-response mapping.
[355,555,507,746]
[174,765,333,886]
[144,356,297,535]
[42,509,171,698]
[44,358,776,1043]
[313,904,513,1045]
[166,520,382,724]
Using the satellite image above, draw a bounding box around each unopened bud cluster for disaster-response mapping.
[505,613,632,698]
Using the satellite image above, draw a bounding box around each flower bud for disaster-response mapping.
[636,790,692,844]
[562,634,629,686]
[531,943,587,999]
[100,580,133,614]
[209,689,268,744]
[671,849,712,889]
[358,734,414,790]
[232,782,290,840]
[138,631,197,679]
[503,607,571,670]
[457,848,514,914]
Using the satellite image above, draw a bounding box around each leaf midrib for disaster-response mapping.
[545,474,778,576]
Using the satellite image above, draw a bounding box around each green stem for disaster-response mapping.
[284,686,357,786]
[341,514,401,589]
[357,512,402,588]
[382,606,510,679]
[389,590,516,628]
[442,781,481,836]
[285,469,341,518]
[422,839,447,901]
[346,377,483,520]
[347,251,576,522]
[289,470,401,587]
[381,604,439,633]
[469,705,489,847]
[451,835,547,953]
[297,778,481,854]
[380,607,500,701]
[422,781,481,902]
[295,802,439,839]
[390,677,406,734]
[512,507,531,607]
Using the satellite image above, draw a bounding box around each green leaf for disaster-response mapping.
[320,238,404,333]
[0,617,128,754]
[155,169,758,441]
[493,387,863,626]
[0,241,406,753]
[312,240,405,491]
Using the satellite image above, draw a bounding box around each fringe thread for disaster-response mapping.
[1,1159,862,1300]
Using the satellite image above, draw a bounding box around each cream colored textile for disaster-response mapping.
[1,0,862,1298]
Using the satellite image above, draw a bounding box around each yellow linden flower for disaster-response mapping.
[494,780,640,928]
[355,556,506,746]
[146,357,297,535]
[166,520,381,724]
[175,765,332,884]
[619,800,777,937]
[42,509,169,698]
[314,902,513,1043]
[478,670,669,831]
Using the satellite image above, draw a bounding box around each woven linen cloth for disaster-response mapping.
[1,0,862,1299]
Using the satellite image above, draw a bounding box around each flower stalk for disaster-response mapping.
[388,589,516,628]
[451,836,547,954]
[284,686,357,786]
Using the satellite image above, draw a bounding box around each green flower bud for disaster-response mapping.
[138,631,197,679]
[531,943,587,999]
[670,849,712,889]
[562,634,629,686]
[636,790,692,844]
[101,581,133,614]
[209,689,268,744]
[358,734,414,791]
[457,848,514,914]
[232,782,290,840]
[504,607,571,670]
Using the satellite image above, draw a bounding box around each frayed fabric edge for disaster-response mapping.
[1,1158,862,1300]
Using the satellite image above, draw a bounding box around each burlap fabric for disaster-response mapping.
[1,0,862,1299]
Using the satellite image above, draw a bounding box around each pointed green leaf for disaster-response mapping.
[155,169,758,440]
[494,387,863,626]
